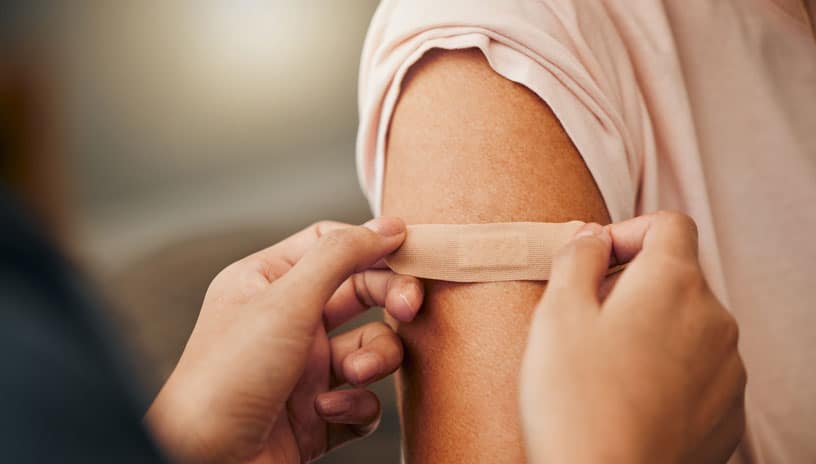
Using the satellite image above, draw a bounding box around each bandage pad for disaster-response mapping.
[385,221,591,282]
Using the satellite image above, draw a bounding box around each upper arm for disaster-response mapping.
[383,48,609,463]
[384,48,609,223]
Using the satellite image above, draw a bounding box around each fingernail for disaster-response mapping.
[387,278,421,322]
[351,352,382,384]
[363,217,404,237]
[573,222,604,239]
[316,395,352,417]
[387,292,415,323]
[398,293,413,319]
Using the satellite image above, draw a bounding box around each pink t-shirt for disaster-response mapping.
[355,1,816,462]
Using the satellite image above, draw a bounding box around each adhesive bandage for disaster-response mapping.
[385,221,614,283]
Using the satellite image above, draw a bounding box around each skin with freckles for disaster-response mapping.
[383,48,609,463]
[145,217,424,464]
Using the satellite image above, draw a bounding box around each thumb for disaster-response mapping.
[544,222,612,312]
[265,217,407,329]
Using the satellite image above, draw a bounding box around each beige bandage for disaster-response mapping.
[385,221,608,283]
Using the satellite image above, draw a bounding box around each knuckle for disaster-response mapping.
[351,272,376,308]
[205,260,251,302]
[657,210,699,237]
[321,227,366,250]
[211,259,244,285]
[311,220,345,238]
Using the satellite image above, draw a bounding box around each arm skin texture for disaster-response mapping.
[383,48,610,463]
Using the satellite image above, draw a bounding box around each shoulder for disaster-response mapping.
[357,1,651,220]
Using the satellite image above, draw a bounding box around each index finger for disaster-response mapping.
[257,220,351,269]
[606,211,699,264]
[259,217,407,333]
[243,220,391,284]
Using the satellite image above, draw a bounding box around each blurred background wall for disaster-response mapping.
[61,1,379,269]
[6,2,401,462]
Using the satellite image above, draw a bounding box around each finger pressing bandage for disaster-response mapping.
[385,221,591,283]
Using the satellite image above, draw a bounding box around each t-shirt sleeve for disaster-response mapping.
[355,0,647,222]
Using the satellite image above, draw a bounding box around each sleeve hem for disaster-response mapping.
[357,28,637,222]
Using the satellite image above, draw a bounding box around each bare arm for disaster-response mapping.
[383,48,609,463]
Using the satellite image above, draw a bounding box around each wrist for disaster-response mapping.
[145,373,211,464]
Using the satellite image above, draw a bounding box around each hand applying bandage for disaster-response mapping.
[145,217,423,464]
[520,212,746,464]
